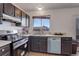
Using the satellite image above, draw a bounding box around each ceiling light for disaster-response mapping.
[38,7,42,10]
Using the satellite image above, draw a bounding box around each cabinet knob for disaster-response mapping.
[1,49,5,52]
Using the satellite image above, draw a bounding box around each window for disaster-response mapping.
[33,18,41,27]
[33,16,50,31]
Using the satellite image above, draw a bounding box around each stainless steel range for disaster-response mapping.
[0,30,29,56]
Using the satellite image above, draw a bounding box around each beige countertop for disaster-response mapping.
[21,34,72,37]
[0,40,11,47]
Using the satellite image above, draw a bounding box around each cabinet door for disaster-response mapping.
[0,44,10,56]
[0,3,3,24]
[21,12,27,26]
[39,37,47,52]
[4,3,15,16]
[61,37,72,55]
[48,37,61,54]
[30,36,47,52]
[15,7,22,19]
[0,3,3,13]
[30,37,40,52]
[26,15,30,27]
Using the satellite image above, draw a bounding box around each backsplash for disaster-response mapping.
[0,21,12,27]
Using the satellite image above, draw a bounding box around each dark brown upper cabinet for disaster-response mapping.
[22,12,26,19]
[26,15,30,27]
[0,4,3,24]
[22,12,30,27]
[21,12,27,26]
[3,3,15,16]
[0,3,3,13]
[15,7,22,19]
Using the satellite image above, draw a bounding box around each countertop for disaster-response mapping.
[0,40,11,47]
[21,34,72,37]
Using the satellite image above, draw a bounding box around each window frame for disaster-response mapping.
[32,16,50,31]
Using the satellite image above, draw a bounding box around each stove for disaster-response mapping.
[0,32,29,56]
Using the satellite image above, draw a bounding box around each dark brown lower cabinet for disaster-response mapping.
[0,44,10,56]
[29,36,72,55]
[72,40,77,54]
[30,37,39,52]
[29,36,47,53]
[39,38,47,52]
[61,37,72,55]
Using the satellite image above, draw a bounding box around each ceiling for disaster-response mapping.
[13,3,79,12]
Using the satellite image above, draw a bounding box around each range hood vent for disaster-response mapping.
[2,13,21,23]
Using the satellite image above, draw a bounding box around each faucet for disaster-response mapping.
[40,27,44,34]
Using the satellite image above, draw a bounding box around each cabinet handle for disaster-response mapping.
[24,44,27,48]
[1,49,5,52]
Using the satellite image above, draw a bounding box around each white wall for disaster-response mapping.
[28,7,79,40]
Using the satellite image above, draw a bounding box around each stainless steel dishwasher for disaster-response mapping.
[47,37,61,54]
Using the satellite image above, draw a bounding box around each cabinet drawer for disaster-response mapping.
[61,37,72,41]
[0,44,10,56]
[62,41,72,45]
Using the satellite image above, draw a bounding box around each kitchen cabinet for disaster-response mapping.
[30,37,39,52]
[21,12,30,27]
[61,37,72,55]
[0,3,3,13]
[39,37,47,52]
[15,7,22,19]
[0,44,10,56]
[3,3,15,16]
[72,40,77,54]
[29,36,72,55]
[26,15,30,27]
[47,37,61,54]
[0,3,30,27]
[14,7,22,26]
[0,3,3,24]
[21,12,26,26]
[30,36,47,52]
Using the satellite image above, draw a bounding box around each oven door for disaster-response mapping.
[13,38,28,56]
[14,42,28,56]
